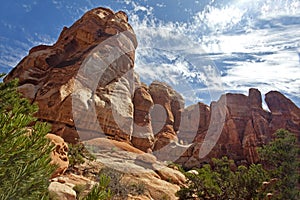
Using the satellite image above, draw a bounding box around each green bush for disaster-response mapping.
[83,174,112,200]
[99,168,127,197]
[176,157,269,200]
[258,129,300,200]
[0,76,56,200]
[68,143,96,167]
[74,167,145,200]
[177,129,300,200]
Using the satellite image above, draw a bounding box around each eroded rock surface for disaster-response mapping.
[4,7,300,172]
[149,81,184,152]
[177,88,300,169]
[132,85,155,152]
[5,7,137,144]
[265,91,300,138]
[46,134,69,178]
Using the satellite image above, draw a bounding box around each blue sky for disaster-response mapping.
[0,0,299,107]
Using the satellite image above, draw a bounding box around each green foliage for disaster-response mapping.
[258,129,300,200]
[68,143,96,167]
[99,167,127,197]
[177,129,300,200]
[0,77,56,200]
[176,157,269,200]
[83,174,112,200]
[167,161,186,174]
[233,164,269,199]
[73,184,87,198]
[76,167,145,200]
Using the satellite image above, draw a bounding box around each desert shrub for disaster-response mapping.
[177,129,300,200]
[68,142,96,167]
[83,174,112,200]
[258,129,300,200]
[0,76,56,199]
[176,157,269,200]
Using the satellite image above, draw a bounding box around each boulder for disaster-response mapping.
[49,182,76,200]
[46,134,69,178]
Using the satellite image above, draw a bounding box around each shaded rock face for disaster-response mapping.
[177,88,300,169]
[5,7,137,143]
[265,91,300,139]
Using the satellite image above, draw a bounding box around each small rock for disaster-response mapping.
[49,182,76,200]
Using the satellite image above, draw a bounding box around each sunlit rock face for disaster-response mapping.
[4,7,300,169]
[4,7,138,143]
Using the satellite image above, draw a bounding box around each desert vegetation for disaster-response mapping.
[176,129,299,200]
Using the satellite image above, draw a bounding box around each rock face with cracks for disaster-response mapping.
[46,134,69,178]
[5,7,138,144]
[5,7,300,172]
[177,88,300,168]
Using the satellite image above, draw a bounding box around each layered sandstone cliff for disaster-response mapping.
[4,7,137,144]
[177,88,300,168]
[4,7,300,170]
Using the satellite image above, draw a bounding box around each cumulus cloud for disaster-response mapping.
[125,0,300,106]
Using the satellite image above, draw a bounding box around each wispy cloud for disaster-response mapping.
[125,0,300,105]
[0,37,29,69]
[1,0,299,106]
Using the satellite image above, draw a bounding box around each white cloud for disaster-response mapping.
[126,0,300,106]
[221,50,300,100]
[193,5,246,33]
[156,3,165,8]
[1,0,299,106]
[0,38,29,68]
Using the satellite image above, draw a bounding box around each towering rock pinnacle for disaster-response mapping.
[4,7,137,143]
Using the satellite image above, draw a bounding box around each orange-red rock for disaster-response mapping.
[176,88,300,169]
[132,86,155,152]
[149,81,184,152]
[265,91,300,138]
[5,7,137,143]
[46,134,69,178]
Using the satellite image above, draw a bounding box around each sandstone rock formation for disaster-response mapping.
[149,81,184,154]
[177,88,300,169]
[3,7,185,156]
[265,91,300,139]
[4,7,137,144]
[84,138,186,200]
[46,134,69,178]
[4,6,300,172]
[132,85,155,152]
[48,138,186,200]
